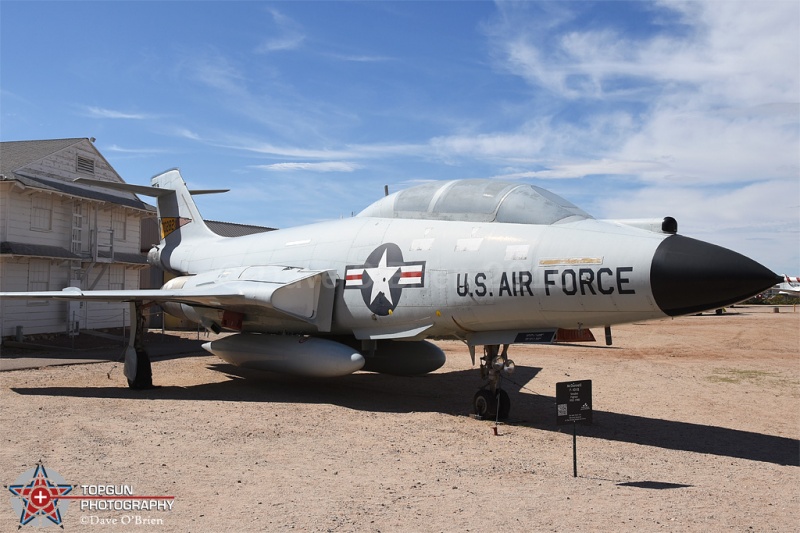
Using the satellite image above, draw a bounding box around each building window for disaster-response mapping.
[112,210,127,241]
[30,195,53,231]
[28,260,50,305]
[76,155,95,175]
[109,265,125,290]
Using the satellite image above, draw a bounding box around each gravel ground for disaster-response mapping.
[1,305,798,532]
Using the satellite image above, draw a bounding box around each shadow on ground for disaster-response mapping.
[11,360,798,467]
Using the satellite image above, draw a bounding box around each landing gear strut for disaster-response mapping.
[473,344,515,420]
[124,301,154,389]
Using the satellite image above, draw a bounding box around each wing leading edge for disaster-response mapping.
[0,268,337,332]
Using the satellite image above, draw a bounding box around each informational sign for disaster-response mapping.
[513,330,556,343]
[556,380,592,425]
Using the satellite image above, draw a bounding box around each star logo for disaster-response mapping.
[8,463,73,528]
[345,243,425,316]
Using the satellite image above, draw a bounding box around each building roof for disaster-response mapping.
[0,138,86,176]
[0,138,152,212]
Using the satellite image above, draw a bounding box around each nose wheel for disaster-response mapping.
[473,344,514,420]
[473,388,510,420]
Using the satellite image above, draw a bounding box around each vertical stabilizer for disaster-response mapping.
[150,169,218,244]
[75,168,226,275]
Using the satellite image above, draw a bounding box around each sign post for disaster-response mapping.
[556,380,592,477]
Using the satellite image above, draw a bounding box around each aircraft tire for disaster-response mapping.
[473,390,494,419]
[473,389,511,420]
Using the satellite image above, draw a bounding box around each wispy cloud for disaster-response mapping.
[223,139,360,160]
[326,52,395,63]
[481,1,799,183]
[492,159,669,181]
[104,144,169,155]
[211,135,427,162]
[173,127,202,141]
[179,49,248,95]
[84,106,151,120]
[489,2,799,104]
[254,161,362,172]
[476,0,798,270]
[255,8,305,53]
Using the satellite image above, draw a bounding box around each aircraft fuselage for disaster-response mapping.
[163,216,668,340]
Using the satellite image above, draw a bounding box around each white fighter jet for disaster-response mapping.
[774,275,800,296]
[0,169,779,418]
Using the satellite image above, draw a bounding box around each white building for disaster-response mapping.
[0,138,152,337]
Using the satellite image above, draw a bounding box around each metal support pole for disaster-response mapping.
[573,422,578,478]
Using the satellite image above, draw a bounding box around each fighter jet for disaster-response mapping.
[0,169,779,418]
[774,275,800,296]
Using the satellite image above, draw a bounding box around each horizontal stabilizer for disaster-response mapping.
[74,177,228,197]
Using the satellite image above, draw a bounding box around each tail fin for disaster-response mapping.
[148,169,222,244]
[74,168,228,270]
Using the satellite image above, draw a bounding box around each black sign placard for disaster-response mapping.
[556,380,592,425]
[513,330,556,344]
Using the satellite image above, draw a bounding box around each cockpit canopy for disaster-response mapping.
[357,179,592,225]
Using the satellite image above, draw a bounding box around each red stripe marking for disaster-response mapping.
[59,496,175,500]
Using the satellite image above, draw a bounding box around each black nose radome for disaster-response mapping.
[651,235,780,316]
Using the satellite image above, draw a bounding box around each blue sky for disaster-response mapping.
[2,1,798,274]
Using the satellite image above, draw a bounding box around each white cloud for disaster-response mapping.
[212,135,427,162]
[173,127,202,141]
[618,105,800,184]
[493,159,669,181]
[254,161,362,173]
[325,52,395,63]
[479,1,799,273]
[104,144,169,155]
[483,1,799,185]
[85,106,150,120]
[255,8,305,53]
[224,139,359,160]
[492,1,799,104]
[180,51,247,95]
[430,131,546,161]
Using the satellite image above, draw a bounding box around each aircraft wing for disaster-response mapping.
[0,268,337,332]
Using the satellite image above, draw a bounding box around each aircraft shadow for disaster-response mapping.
[0,337,207,365]
[11,363,798,467]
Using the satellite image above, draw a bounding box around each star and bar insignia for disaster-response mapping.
[345,243,425,316]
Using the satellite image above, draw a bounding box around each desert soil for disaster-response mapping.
[1,305,798,532]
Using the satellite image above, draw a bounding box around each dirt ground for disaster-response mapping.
[1,305,798,532]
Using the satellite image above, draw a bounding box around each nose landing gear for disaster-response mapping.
[473,344,514,420]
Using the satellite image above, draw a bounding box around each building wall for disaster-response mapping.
[0,140,149,337]
[1,259,69,336]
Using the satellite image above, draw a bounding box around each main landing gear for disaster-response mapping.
[473,344,515,420]
[125,301,154,389]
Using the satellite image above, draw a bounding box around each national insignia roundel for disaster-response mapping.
[344,243,425,316]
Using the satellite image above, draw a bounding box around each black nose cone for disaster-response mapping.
[651,235,780,316]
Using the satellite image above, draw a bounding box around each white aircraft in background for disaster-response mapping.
[774,275,800,296]
[0,169,779,418]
